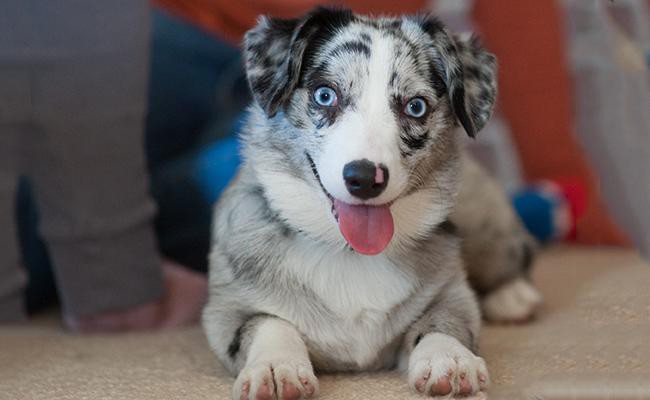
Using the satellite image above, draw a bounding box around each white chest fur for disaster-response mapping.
[276,237,418,367]
[282,237,417,317]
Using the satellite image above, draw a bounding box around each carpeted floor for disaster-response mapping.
[1,246,649,400]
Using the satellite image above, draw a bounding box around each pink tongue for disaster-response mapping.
[334,200,394,255]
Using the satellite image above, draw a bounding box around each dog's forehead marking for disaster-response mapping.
[312,23,374,69]
[311,20,434,100]
[360,29,394,115]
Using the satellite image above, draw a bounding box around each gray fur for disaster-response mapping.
[451,155,538,295]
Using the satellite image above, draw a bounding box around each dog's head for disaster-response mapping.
[243,8,497,255]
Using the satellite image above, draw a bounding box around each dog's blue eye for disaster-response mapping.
[314,86,337,107]
[404,98,427,118]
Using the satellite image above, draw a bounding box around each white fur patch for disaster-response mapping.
[234,319,318,400]
[270,237,419,368]
[283,237,417,316]
[407,333,489,396]
[255,165,338,244]
[246,318,310,365]
[390,187,451,251]
[481,278,542,323]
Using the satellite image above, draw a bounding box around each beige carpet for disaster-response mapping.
[1,247,649,400]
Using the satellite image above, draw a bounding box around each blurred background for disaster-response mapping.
[146,0,650,259]
[0,0,648,326]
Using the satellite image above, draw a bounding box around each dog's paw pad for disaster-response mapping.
[414,369,430,393]
[280,381,301,400]
[408,333,489,397]
[429,372,453,396]
[482,277,542,323]
[256,381,274,400]
[233,360,318,400]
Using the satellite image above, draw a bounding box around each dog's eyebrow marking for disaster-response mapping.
[360,32,372,43]
[382,19,402,31]
[328,40,371,58]
[389,71,398,87]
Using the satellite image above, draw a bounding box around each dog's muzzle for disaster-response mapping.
[305,153,395,255]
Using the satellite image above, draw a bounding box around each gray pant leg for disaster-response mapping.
[0,121,25,320]
[3,0,163,317]
[0,56,29,320]
[0,173,25,321]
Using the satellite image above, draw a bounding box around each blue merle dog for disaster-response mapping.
[203,7,541,400]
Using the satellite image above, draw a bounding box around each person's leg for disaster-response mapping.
[0,162,24,321]
[24,0,164,318]
[17,178,59,314]
[146,9,248,272]
[0,21,30,320]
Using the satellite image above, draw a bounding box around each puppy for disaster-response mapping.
[203,8,541,399]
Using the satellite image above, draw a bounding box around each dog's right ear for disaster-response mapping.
[244,7,354,117]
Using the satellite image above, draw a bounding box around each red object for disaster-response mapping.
[551,177,588,241]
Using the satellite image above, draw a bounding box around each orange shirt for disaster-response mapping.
[154,0,428,45]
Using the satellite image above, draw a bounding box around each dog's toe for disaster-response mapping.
[458,372,472,396]
[429,372,452,396]
[408,333,489,397]
[280,381,301,400]
[233,364,276,400]
[256,381,274,400]
[299,376,316,397]
[239,381,250,400]
[233,359,318,400]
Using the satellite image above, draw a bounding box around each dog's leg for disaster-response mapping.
[204,307,318,400]
[232,317,318,400]
[401,280,488,397]
[451,154,542,323]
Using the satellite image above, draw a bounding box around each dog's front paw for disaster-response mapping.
[233,359,318,400]
[408,333,488,398]
[482,277,542,323]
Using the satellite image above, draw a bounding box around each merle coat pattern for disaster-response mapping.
[203,8,541,399]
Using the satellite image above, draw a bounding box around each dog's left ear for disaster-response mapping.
[244,7,354,117]
[418,17,498,138]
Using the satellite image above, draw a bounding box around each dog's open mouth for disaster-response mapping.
[306,153,394,255]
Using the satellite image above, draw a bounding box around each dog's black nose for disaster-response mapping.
[343,159,389,200]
